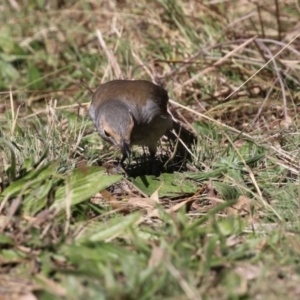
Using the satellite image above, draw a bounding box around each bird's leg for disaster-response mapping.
[149,148,159,176]
[150,151,157,176]
[142,146,146,156]
[119,153,127,170]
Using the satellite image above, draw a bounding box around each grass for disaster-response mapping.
[1,0,300,299]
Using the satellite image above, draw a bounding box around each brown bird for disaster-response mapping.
[89,79,194,174]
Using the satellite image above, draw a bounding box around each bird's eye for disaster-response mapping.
[104,130,111,137]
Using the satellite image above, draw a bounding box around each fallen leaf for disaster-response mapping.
[226,195,252,217]
[148,245,165,268]
[127,197,156,211]
[234,262,262,280]
[100,190,123,209]
[150,181,164,203]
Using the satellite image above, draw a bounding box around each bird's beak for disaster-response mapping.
[121,141,131,160]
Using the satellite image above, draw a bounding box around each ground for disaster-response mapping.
[0,0,300,299]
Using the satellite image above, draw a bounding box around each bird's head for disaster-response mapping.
[97,101,134,159]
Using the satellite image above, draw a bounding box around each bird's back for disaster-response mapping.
[90,80,169,122]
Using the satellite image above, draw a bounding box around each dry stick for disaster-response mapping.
[96,29,123,79]
[256,4,265,39]
[20,102,90,120]
[228,40,295,56]
[259,38,300,56]
[255,39,288,119]
[169,129,196,159]
[132,51,156,82]
[225,32,300,100]
[274,0,282,41]
[174,36,257,93]
[169,99,252,139]
[200,38,300,58]
[0,87,82,96]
